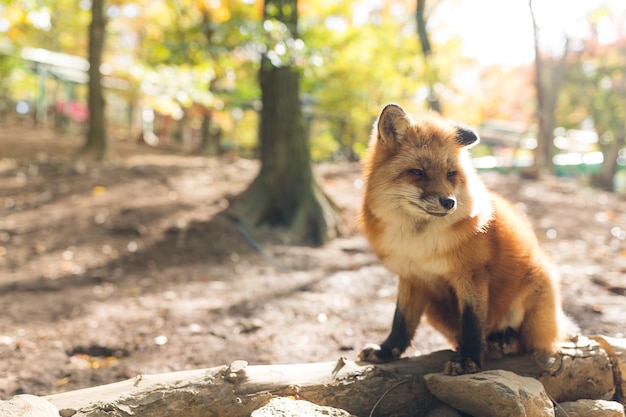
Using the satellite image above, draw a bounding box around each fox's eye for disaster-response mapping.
[409,169,426,178]
[447,171,458,178]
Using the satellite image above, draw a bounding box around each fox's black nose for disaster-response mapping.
[439,196,456,210]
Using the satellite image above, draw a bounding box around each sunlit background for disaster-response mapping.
[1,0,625,181]
[1,0,626,402]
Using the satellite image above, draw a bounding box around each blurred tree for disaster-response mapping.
[78,0,109,161]
[558,7,626,191]
[529,0,569,177]
[416,0,441,112]
[136,0,261,155]
[235,0,337,246]
[195,1,258,155]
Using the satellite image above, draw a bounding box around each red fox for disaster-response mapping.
[357,104,566,375]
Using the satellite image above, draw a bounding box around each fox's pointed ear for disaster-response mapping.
[456,125,479,148]
[376,104,413,146]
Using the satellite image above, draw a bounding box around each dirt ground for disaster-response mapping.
[0,125,625,399]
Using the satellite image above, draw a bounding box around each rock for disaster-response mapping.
[559,399,625,417]
[424,370,554,417]
[0,394,59,417]
[251,397,356,417]
[425,404,463,417]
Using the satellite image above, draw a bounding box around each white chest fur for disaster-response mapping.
[376,214,460,282]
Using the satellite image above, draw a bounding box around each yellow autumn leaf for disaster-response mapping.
[92,186,107,196]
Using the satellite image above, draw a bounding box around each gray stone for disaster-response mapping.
[251,397,356,417]
[0,394,59,417]
[424,370,554,417]
[560,399,625,417]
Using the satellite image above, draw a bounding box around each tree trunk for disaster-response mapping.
[78,0,109,161]
[235,0,337,246]
[173,110,193,151]
[529,0,547,175]
[529,0,569,176]
[416,0,441,113]
[200,111,221,156]
[46,336,626,417]
[594,133,626,191]
[198,12,222,157]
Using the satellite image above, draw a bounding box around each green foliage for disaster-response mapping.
[3,0,625,165]
[557,10,626,138]
[6,66,38,101]
[134,0,261,138]
[311,128,340,161]
[300,0,430,159]
[0,54,19,87]
[1,0,90,54]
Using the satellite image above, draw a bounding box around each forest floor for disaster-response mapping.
[0,124,625,399]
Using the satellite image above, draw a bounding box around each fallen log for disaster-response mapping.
[45,336,624,417]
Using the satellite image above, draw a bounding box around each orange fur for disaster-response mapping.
[359,104,564,368]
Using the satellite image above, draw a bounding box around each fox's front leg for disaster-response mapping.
[444,283,488,375]
[359,279,427,363]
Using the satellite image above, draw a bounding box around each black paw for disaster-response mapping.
[357,343,401,363]
[443,356,481,375]
[486,328,521,359]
